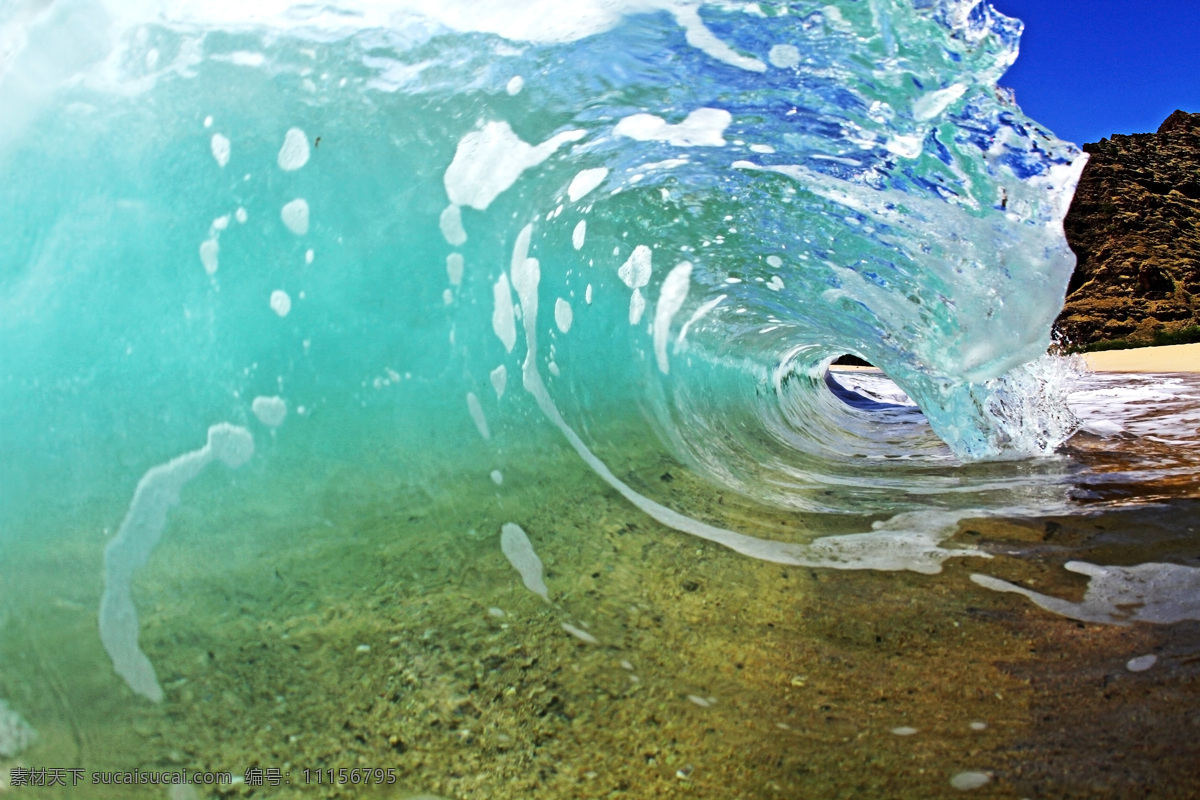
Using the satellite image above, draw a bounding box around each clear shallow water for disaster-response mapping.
[1,0,1199,797]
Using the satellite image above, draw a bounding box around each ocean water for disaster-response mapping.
[1,1,1199,797]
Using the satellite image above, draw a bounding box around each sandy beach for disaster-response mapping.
[1083,341,1200,373]
[830,342,1200,375]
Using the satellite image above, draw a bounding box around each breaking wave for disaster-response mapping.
[1,0,1093,564]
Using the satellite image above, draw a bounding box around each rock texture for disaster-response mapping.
[1054,109,1200,347]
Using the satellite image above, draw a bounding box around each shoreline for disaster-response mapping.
[829,342,1200,375]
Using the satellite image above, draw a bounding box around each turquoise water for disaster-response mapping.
[2,1,1199,797]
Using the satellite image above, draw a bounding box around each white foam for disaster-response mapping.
[768,43,800,68]
[766,275,784,291]
[280,198,309,235]
[1068,374,1200,445]
[199,238,219,275]
[949,772,990,791]
[446,252,464,286]
[885,133,922,159]
[640,158,689,170]
[653,261,691,373]
[209,422,255,467]
[439,203,467,246]
[766,254,783,268]
[572,220,587,250]
[567,167,608,202]
[972,561,1200,625]
[492,273,517,353]
[100,423,254,702]
[562,623,598,643]
[672,5,766,72]
[1127,654,1157,672]
[444,120,584,210]
[277,126,310,171]
[490,470,504,485]
[235,207,247,223]
[677,293,725,346]
[1079,419,1124,437]
[210,133,230,167]
[629,287,646,325]
[86,0,768,60]
[500,523,548,600]
[211,214,230,231]
[466,391,490,440]
[614,107,731,147]
[912,83,966,122]
[220,50,265,67]
[618,244,652,289]
[251,395,287,427]
[510,224,539,324]
[305,248,314,264]
[585,284,593,304]
[4,0,780,150]
[490,364,508,398]
[506,75,524,95]
[554,297,573,333]
[270,289,291,317]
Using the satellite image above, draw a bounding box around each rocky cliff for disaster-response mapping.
[1053,109,1200,348]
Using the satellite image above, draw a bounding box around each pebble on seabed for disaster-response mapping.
[891,726,918,736]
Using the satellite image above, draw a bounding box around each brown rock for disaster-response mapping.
[1158,109,1200,135]
[1053,110,1200,347]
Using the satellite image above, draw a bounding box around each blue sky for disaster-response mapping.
[989,0,1200,146]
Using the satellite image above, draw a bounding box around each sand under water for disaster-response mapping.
[2,365,1199,799]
